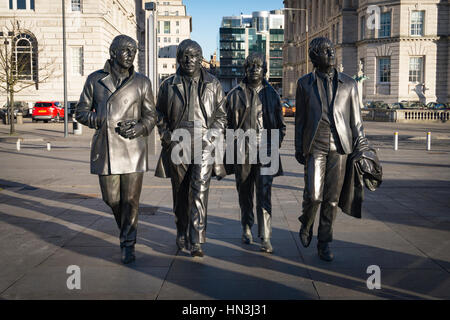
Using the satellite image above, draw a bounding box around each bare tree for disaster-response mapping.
[0,19,56,135]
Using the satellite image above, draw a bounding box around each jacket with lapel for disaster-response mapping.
[225,79,286,182]
[75,60,158,175]
[154,68,227,183]
[295,69,366,158]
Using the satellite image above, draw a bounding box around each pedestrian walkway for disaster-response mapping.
[0,119,449,299]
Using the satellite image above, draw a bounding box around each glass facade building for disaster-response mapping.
[218,10,284,93]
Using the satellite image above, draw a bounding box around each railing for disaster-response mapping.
[401,110,450,121]
[362,109,450,123]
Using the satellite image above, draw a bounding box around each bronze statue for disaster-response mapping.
[155,39,227,257]
[295,37,369,261]
[225,53,286,253]
[75,35,157,264]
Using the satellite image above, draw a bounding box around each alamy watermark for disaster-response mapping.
[66,265,81,290]
[366,265,381,290]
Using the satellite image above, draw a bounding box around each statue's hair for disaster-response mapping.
[244,52,267,76]
[176,39,203,62]
[308,37,334,67]
[110,35,137,56]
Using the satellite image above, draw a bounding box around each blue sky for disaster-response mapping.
[184,0,284,59]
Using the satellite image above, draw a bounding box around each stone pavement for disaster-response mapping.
[0,119,449,300]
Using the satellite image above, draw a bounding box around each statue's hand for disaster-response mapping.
[123,122,145,139]
[295,151,305,165]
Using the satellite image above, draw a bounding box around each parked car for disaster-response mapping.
[32,101,65,123]
[281,99,296,117]
[426,102,447,110]
[388,102,406,109]
[406,101,426,109]
[2,101,30,117]
[366,101,389,109]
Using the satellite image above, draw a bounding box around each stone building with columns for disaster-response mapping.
[283,0,449,105]
[0,0,148,110]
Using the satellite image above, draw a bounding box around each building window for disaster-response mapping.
[175,11,179,16]
[163,37,167,43]
[164,11,168,16]
[14,37,32,79]
[163,64,167,69]
[13,0,35,10]
[411,11,424,36]
[176,37,179,43]
[176,21,179,26]
[176,29,179,34]
[71,46,83,76]
[336,22,340,43]
[17,0,26,9]
[164,21,170,34]
[379,12,391,38]
[11,32,38,85]
[71,0,81,11]
[331,24,335,42]
[409,57,424,82]
[157,37,160,43]
[360,16,365,40]
[378,57,391,83]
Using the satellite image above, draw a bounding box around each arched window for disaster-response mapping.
[13,32,38,85]
[15,38,32,79]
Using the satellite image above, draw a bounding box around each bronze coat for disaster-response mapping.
[225,80,286,182]
[75,60,157,175]
[154,68,227,183]
[295,70,366,158]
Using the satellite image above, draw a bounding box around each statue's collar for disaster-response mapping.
[311,67,343,84]
[173,67,214,85]
[103,59,135,76]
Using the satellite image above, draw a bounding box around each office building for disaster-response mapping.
[219,10,284,93]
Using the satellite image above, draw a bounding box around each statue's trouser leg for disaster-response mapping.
[318,152,347,243]
[255,166,274,240]
[299,150,327,234]
[236,165,256,230]
[172,166,191,239]
[187,161,213,245]
[99,174,121,228]
[99,172,143,248]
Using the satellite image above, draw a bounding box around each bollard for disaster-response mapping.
[427,132,431,151]
[394,132,398,151]
[16,139,21,151]
[47,142,51,151]
[16,113,23,125]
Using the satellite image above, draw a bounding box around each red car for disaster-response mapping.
[32,101,65,123]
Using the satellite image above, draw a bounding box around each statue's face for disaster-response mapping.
[313,42,336,69]
[178,46,202,76]
[245,59,265,84]
[112,43,137,69]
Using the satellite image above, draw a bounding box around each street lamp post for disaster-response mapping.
[62,0,68,137]
[4,38,10,125]
[145,2,158,96]
[284,7,309,74]
[144,2,158,155]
